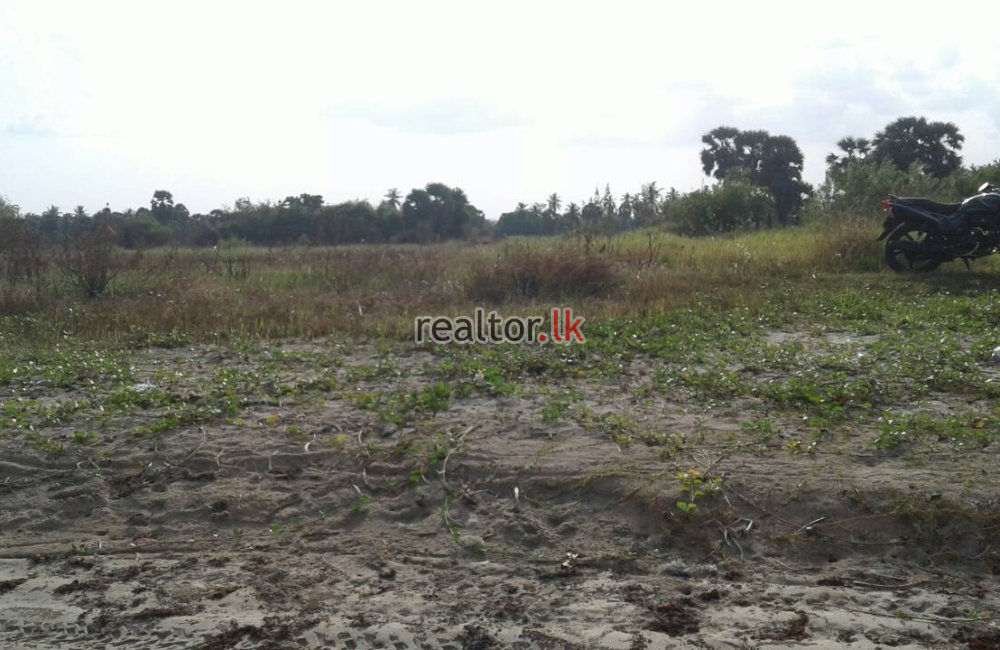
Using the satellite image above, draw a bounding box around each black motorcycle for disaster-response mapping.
[878,182,1000,272]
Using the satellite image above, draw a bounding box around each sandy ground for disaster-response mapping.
[1,341,999,649]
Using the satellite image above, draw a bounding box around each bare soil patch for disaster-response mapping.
[1,338,998,649]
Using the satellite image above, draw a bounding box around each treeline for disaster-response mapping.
[497,116,1000,238]
[3,115,999,250]
[0,183,487,250]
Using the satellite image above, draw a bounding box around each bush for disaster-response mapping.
[467,244,618,304]
[956,159,1000,197]
[818,161,960,220]
[59,219,136,298]
[665,180,774,236]
[116,216,172,249]
[189,223,222,248]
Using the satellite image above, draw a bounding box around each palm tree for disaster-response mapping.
[383,188,402,211]
[546,193,561,216]
[640,182,661,208]
[635,182,662,225]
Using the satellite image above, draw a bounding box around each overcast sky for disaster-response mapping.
[2,0,999,218]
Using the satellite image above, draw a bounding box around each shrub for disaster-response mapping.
[60,218,136,298]
[818,161,960,219]
[189,223,222,247]
[665,180,774,236]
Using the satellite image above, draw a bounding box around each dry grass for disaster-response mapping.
[0,217,962,344]
[467,243,619,304]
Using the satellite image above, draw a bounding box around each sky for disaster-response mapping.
[1,0,999,219]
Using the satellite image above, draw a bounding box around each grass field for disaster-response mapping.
[0,216,933,340]
[2,220,1000,648]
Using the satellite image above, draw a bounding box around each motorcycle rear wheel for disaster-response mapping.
[884,228,944,272]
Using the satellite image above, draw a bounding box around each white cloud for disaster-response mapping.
[4,113,64,136]
[325,98,527,135]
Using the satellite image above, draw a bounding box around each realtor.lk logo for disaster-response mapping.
[415,308,585,344]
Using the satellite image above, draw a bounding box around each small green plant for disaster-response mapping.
[541,397,571,422]
[872,411,998,450]
[417,382,452,414]
[657,437,684,460]
[426,437,450,472]
[784,438,817,455]
[25,431,67,455]
[353,382,453,425]
[327,433,350,449]
[441,498,461,543]
[351,493,371,513]
[741,418,775,443]
[575,409,640,447]
[675,468,723,516]
[478,365,517,396]
[678,366,747,400]
[872,425,908,450]
[71,430,100,445]
[347,364,379,382]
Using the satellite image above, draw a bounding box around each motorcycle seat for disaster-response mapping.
[893,197,963,215]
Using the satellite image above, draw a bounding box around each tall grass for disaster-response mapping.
[468,242,618,304]
[1,217,988,345]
